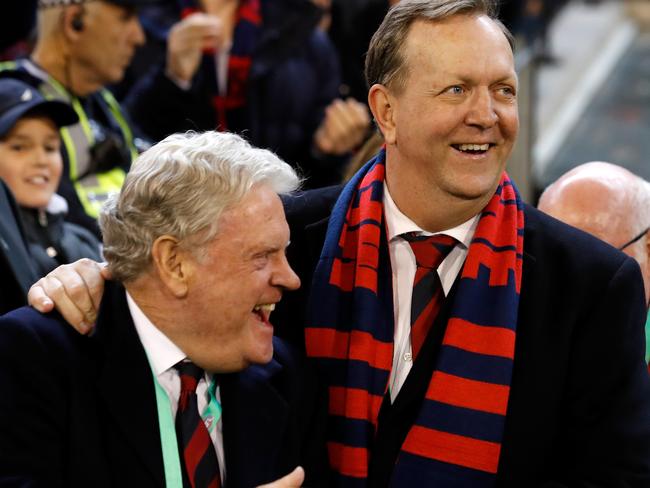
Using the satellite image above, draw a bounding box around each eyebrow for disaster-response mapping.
[7,133,59,142]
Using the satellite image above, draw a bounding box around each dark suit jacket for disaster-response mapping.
[0,180,38,315]
[276,187,650,487]
[0,282,326,487]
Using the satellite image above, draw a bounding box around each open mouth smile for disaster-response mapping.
[252,303,275,326]
[451,143,494,155]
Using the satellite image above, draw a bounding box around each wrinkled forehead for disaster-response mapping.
[400,15,515,80]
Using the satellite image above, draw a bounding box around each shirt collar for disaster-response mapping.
[127,291,186,378]
[383,182,478,248]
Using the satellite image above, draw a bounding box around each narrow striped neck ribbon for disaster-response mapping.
[402,233,458,359]
[175,361,221,488]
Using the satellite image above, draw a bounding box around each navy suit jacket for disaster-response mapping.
[276,186,650,487]
[0,282,326,487]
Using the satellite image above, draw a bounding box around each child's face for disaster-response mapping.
[0,116,63,209]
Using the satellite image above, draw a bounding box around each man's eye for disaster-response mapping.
[445,86,464,95]
[498,86,516,97]
[10,144,25,151]
[253,253,271,268]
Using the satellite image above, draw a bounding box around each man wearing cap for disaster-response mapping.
[0,0,152,237]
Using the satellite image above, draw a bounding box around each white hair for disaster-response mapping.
[100,131,300,282]
[631,179,650,235]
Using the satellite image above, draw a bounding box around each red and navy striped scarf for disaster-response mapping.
[179,0,261,131]
[306,150,524,486]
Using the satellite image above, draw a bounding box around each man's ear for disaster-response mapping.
[151,235,193,298]
[368,83,397,145]
[60,5,86,40]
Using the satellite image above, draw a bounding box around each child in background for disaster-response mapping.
[0,78,100,276]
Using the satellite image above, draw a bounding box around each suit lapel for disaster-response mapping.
[221,357,288,487]
[94,283,166,486]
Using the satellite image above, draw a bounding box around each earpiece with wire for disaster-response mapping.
[71,13,84,32]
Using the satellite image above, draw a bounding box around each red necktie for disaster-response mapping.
[175,361,221,488]
[402,233,457,359]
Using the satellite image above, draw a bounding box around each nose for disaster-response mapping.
[272,254,301,292]
[34,146,51,166]
[465,88,498,129]
[130,17,146,47]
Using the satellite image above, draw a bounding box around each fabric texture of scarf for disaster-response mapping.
[179,0,261,131]
[305,149,524,487]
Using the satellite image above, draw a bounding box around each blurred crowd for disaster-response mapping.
[0,0,575,230]
[0,0,602,290]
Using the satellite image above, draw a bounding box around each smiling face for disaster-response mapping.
[379,14,518,219]
[172,183,301,373]
[0,116,63,209]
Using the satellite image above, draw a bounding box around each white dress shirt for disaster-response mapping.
[127,292,226,482]
[383,183,479,402]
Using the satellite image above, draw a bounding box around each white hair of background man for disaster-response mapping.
[100,131,300,282]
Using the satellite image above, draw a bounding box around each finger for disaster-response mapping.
[345,98,371,126]
[173,28,220,51]
[327,99,357,128]
[178,14,222,39]
[99,262,113,280]
[323,102,352,137]
[75,259,108,314]
[333,99,370,132]
[27,279,54,312]
[171,16,222,48]
[313,124,334,154]
[256,467,305,487]
[42,259,104,333]
[325,111,357,150]
[40,274,90,333]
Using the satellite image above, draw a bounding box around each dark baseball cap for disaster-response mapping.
[37,0,162,8]
[0,79,79,139]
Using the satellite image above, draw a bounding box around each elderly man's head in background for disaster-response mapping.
[539,162,650,304]
[99,131,301,372]
[34,0,147,96]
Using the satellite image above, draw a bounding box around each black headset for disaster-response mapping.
[71,13,84,32]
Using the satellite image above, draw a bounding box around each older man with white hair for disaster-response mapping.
[539,161,650,361]
[0,131,323,487]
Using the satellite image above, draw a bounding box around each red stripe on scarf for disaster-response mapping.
[462,243,518,287]
[331,227,382,292]
[443,318,516,359]
[426,371,510,415]
[337,227,381,262]
[328,442,369,478]
[331,164,385,292]
[402,426,501,474]
[238,2,261,23]
[305,328,393,371]
[330,259,356,292]
[181,7,199,18]
[473,215,518,248]
[461,180,523,292]
[345,201,383,231]
[329,386,384,421]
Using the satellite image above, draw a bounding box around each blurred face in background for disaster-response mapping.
[0,116,63,209]
[70,2,145,88]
